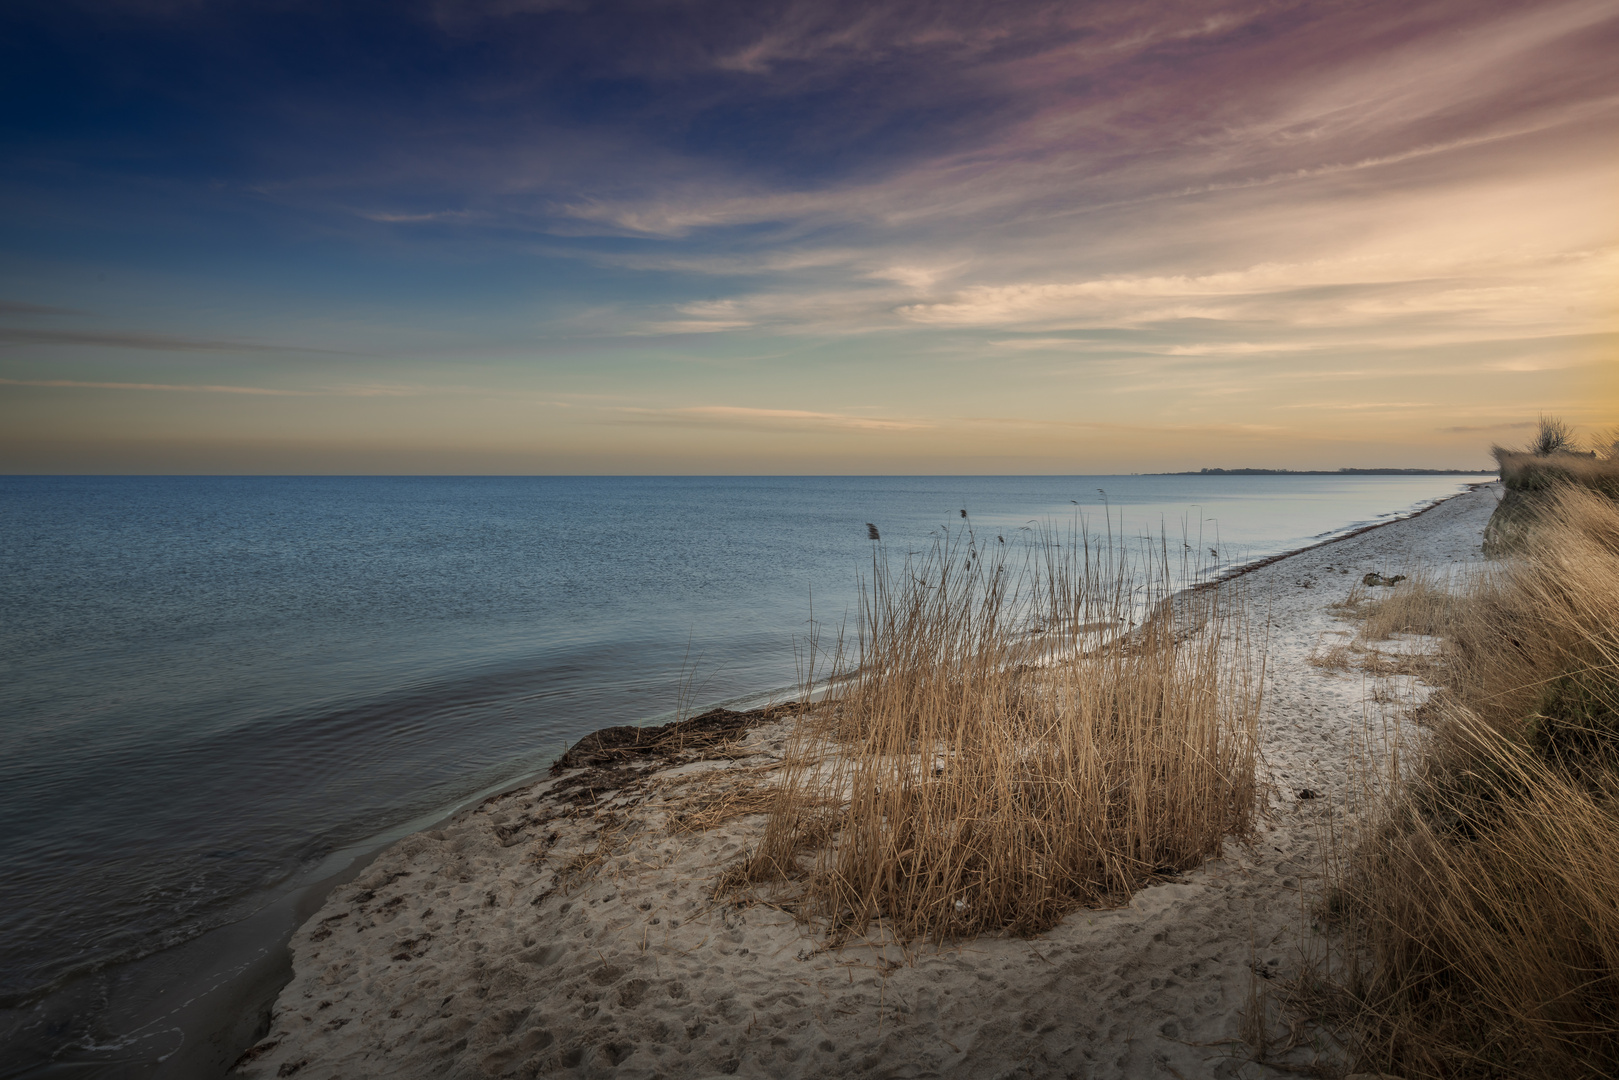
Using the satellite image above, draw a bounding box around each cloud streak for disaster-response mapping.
[0,327,351,354]
[0,377,316,395]
[0,378,429,396]
[0,300,81,316]
[614,405,932,432]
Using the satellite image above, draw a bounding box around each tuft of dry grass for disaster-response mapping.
[724,519,1260,943]
[556,814,628,893]
[1328,580,1376,619]
[1335,483,1619,1078]
[664,786,776,835]
[1315,570,1460,681]
[1308,635,1357,673]
[1356,649,1433,680]
[1357,569,1461,643]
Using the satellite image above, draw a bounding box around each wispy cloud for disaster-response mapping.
[614,405,932,432]
[0,300,80,316]
[0,327,350,354]
[1161,342,1325,357]
[1279,401,1435,411]
[986,337,1107,351]
[0,378,426,396]
[0,377,316,395]
[1439,421,1539,433]
[355,209,477,224]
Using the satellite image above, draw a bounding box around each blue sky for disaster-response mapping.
[2,0,1615,472]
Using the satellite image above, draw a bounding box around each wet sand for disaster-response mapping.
[234,484,1499,1080]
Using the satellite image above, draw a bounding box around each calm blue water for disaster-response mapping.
[0,474,1481,1070]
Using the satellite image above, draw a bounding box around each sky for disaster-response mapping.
[1,0,1615,474]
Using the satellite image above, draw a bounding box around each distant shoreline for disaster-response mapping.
[1159,468,1497,476]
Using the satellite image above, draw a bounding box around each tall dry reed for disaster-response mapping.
[731,518,1260,943]
[1338,484,1619,1077]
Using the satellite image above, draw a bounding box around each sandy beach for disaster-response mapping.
[233,484,1500,1080]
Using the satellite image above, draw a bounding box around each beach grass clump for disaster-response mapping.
[1356,569,1462,644]
[1338,483,1619,1077]
[728,519,1260,943]
[1313,570,1460,679]
[1307,635,1357,673]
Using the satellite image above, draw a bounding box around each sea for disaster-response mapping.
[0,473,1485,1077]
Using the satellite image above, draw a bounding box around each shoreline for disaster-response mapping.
[1203,479,1497,588]
[234,483,1502,1080]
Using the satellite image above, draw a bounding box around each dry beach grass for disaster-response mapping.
[732,520,1261,943]
[1324,484,1619,1077]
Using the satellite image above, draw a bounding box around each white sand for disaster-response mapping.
[234,484,1500,1080]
